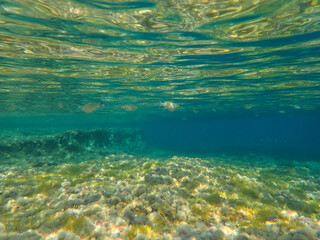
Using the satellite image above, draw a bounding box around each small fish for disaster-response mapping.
[160,101,179,112]
[58,102,64,109]
[81,102,100,113]
[6,105,17,111]
[243,104,253,110]
[121,104,138,111]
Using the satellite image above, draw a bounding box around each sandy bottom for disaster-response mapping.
[0,153,319,240]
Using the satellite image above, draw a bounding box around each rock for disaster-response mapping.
[38,225,52,235]
[0,223,5,233]
[235,233,252,240]
[82,205,103,216]
[163,176,174,184]
[64,199,84,209]
[211,229,225,240]
[75,218,95,237]
[108,196,121,205]
[145,173,171,185]
[174,224,193,238]
[20,231,42,240]
[190,230,202,238]
[200,232,215,240]
[161,234,173,240]
[286,199,307,212]
[223,185,235,192]
[116,192,132,203]
[148,212,163,224]
[134,234,148,240]
[281,210,299,221]
[176,210,187,221]
[115,217,128,227]
[2,190,18,200]
[282,228,316,240]
[0,233,19,240]
[144,174,159,184]
[46,230,80,240]
[111,229,121,238]
[61,181,71,188]
[264,222,280,236]
[132,185,147,197]
[102,189,112,198]
[16,197,28,206]
[195,222,209,232]
[145,194,159,204]
[220,206,230,216]
[0,231,42,240]
[133,215,150,225]
[84,193,101,204]
[123,209,135,222]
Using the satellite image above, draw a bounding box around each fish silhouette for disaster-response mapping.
[81,102,100,113]
[160,101,179,112]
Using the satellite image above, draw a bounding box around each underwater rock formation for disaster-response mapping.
[0,128,146,166]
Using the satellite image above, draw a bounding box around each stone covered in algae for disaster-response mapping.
[0,152,319,239]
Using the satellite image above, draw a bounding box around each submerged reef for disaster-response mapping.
[0,147,319,239]
[0,128,146,167]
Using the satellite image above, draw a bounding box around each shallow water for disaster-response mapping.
[1,0,320,117]
[0,0,320,239]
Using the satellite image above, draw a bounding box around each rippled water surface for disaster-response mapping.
[0,0,320,119]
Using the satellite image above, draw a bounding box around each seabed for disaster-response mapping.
[0,129,319,240]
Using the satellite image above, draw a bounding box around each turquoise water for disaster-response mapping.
[1,1,320,239]
[1,0,319,118]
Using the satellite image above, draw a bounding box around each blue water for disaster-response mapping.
[0,0,320,159]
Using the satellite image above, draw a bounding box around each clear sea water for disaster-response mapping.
[0,0,320,239]
[1,0,320,159]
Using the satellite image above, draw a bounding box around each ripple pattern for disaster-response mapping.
[0,0,319,117]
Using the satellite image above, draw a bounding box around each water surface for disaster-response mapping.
[0,0,319,119]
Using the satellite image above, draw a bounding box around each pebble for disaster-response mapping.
[108,196,121,205]
[284,228,316,240]
[123,209,135,222]
[220,206,230,216]
[235,233,252,240]
[61,181,71,188]
[84,193,101,204]
[174,224,193,238]
[133,215,150,225]
[132,185,147,197]
[74,217,95,236]
[211,229,225,240]
[64,199,84,209]
[134,234,148,240]
[148,212,163,224]
[281,210,299,220]
[176,210,187,221]
[115,217,128,227]
[16,197,28,206]
[46,230,80,240]
[0,223,5,233]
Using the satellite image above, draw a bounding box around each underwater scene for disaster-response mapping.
[0,0,320,239]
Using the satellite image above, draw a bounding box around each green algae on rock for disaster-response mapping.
[0,153,319,239]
